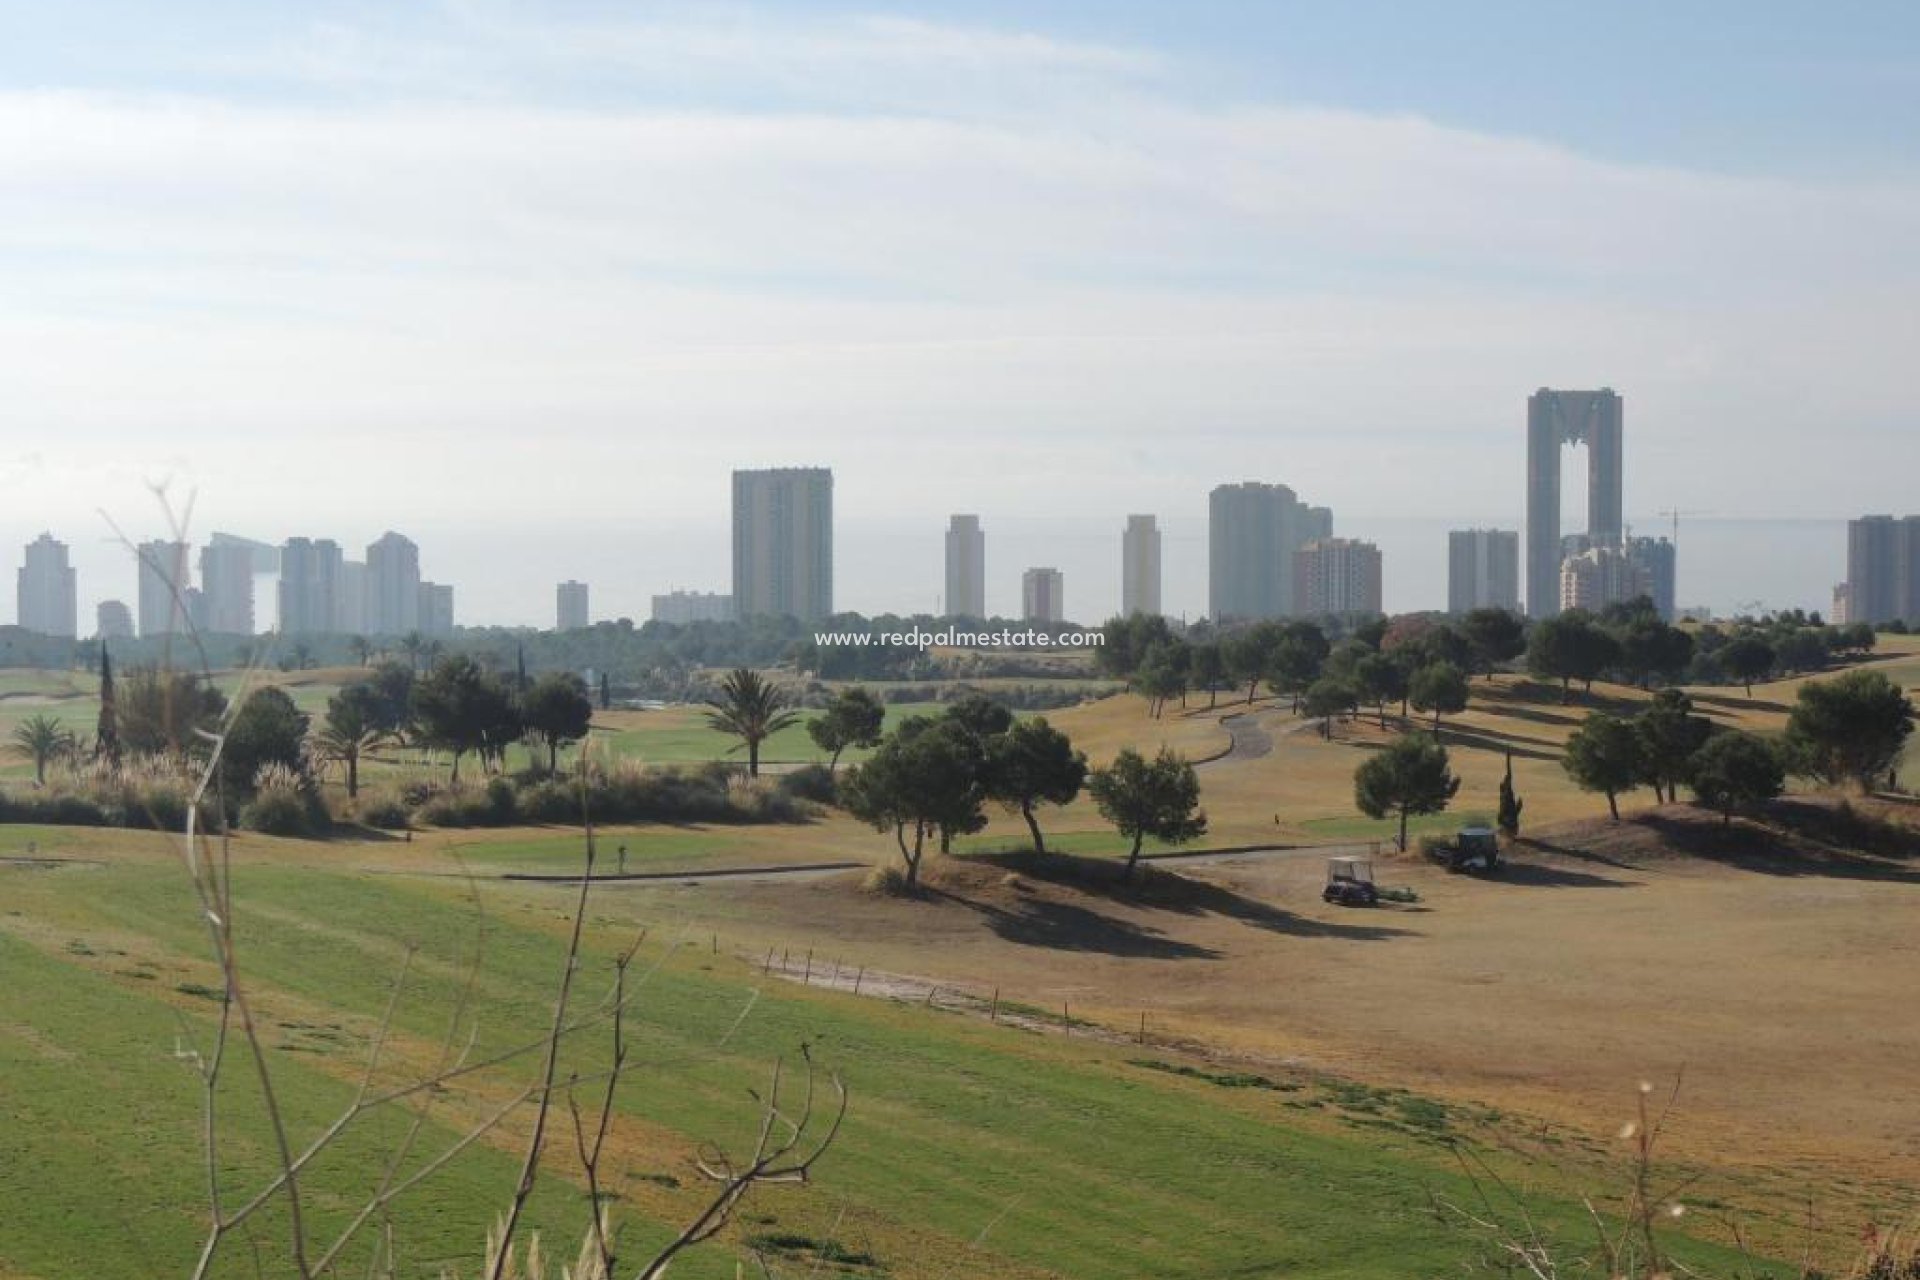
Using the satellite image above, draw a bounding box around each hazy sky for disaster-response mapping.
[4,2,1917,626]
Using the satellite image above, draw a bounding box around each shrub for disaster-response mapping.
[862,864,913,895]
[776,763,839,805]
[355,791,411,831]
[242,787,315,837]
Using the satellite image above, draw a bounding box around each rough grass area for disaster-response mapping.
[0,858,1770,1280]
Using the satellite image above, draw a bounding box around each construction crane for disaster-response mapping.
[1658,508,1711,548]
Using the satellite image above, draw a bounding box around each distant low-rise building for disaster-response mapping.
[1022,567,1064,623]
[1294,538,1383,617]
[651,590,733,626]
[96,599,134,641]
[1558,544,1649,613]
[557,581,590,630]
[418,582,454,637]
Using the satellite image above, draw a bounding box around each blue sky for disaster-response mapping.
[2,2,1916,623]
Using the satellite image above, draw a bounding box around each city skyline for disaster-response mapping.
[2,4,1914,632]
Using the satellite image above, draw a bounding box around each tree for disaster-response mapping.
[1354,733,1460,851]
[96,644,120,766]
[1689,731,1785,827]
[1266,622,1330,713]
[119,666,228,759]
[521,672,595,772]
[1634,690,1711,804]
[1719,634,1775,696]
[349,635,373,667]
[1224,622,1280,704]
[841,717,987,887]
[1526,611,1618,701]
[1087,746,1207,878]
[807,687,887,772]
[399,631,426,673]
[314,682,392,799]
[1408,661,1469,736]
[1462,607,1527,679]
[702,668,801,778]
[221,687,311,797]
[1133,641,1188,718]
[598,670,612,711]
[1496,752,1523,839]
[984,718,1088,853]
[1617,619,1694,689]
[1353,650,1408,729]
[1561,713,1644,820]
[1301,677,1356,740]
[943,693,1014,740]
[413,655,522,784]
[1785,669,1915,792]
[11,713,73,785]
[1189,641,1227,710]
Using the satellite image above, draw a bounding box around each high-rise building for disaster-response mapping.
[1022,567,1064,623]
[557,581,590,630]
[1625,536,1678,621]
[96,599,134,641]
[197,540,256,635]
[1121,515,1162,617]
[944,515,986,618]
[1294,538,1383,617]
[1526,388,1624,617]
[1558,544,1649,614]
[16,533,77,638]
[418,582,454,637]
[366,532,421,636]
[137,540,192,637]
[1447,528,1520,614]
[1208,482,1332,621]
[1846,515,1920,626]
[1831,583,1852,626]
[732,467,832,622]
[336,561,367,635]
[278,537,344,635]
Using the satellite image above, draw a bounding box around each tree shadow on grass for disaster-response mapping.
[942,850,1414,951]
[1685,691,1791,715]
[1489,861,1637,889]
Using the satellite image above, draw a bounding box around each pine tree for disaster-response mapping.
[95,644,121,766]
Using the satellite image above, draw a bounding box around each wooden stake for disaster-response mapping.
[990,988,999,1023]
[853,966,864,996]
[803,949,812,985]
[1138,1011,1147,1045]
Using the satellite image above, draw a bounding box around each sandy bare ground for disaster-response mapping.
[640,800,1920,1227]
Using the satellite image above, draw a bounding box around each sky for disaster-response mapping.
[3,1,1917,627]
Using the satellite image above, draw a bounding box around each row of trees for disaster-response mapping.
[1561,670,1914,824]
[835,694,1206,886]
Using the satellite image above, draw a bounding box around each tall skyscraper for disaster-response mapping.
[17,533,77,638]
[651,591,733,625]
[557,581,590,630]
[1295,538,1383,616]
[1846,515,1920,625]
[1526,388,1624,617]
[418,582,454,637]
[1208,482,1332,621]
[1625,536,1678,621]
[732,467,833,622]
[198,540,256,635]
[366,532,421,635]
[944,515,985,618]
[137,540,192,637]
[96,600,134,641]
[1447,529,1520,614]
[1022,567,1064,623]
[1121,515,1162,617]
[278,537,343,634]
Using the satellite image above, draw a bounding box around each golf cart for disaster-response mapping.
[1427,825,1502,874]
[1322,855,1379,907]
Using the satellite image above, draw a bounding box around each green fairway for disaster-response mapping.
[0,857,1774,1280]
[599,700,945,765]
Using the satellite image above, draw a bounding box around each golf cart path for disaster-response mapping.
[1208,704,1320,765]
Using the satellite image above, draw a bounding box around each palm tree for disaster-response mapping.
[349,635,373,667]
[703,668,800,777]
[400,631,426,673]
[313,693,390,799]
[11,714,75,786]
